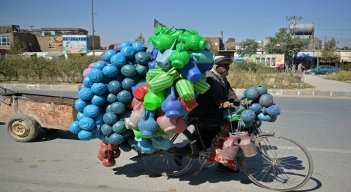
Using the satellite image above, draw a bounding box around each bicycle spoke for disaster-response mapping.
[240,134,313,191]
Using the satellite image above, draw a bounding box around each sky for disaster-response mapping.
[1,0,351,47]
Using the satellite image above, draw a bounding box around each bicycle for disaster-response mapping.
[138,116,314,192]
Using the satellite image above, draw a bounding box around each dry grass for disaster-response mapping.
[324,71,351,82]
[227,63,313,89]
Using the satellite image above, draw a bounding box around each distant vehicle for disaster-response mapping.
[305,65,340,75]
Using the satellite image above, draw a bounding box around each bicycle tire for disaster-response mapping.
[139,129,195,177]
[238,134,314,191]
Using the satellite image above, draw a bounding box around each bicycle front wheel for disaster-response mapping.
[139,129,195,177]
[238,134,314,191]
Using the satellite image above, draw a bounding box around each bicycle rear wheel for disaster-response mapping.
[238,134,314,191]
[139,129,195,177]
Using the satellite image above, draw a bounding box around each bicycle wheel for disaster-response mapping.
[139,129,195,177]
[238,134,314,191]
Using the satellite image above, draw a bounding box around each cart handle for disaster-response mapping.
[0,86,21,96]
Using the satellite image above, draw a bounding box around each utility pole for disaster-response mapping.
[91,0,95,57]
[286,15,302,72]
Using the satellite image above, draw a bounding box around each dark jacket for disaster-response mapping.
[191,71,239,127]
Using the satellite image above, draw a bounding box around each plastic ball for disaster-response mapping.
[93,61,107,70]
[91,83,107,96]
[83,104,100,118]
[112,120,126,134]
[119,41,132,49]
[135,52,150,65]
[117,90,132,104]
[88,69,104,83]
[120,46,136,59]
[75,99,88,112]
[266,105,281,116]
[132,41,146,52]
[258,112,272,121]
[107,80,122,94]
[77,112,85,120]
[103,112,118,125]
[135,64,148,76]
[121,64,137,77]
[103,49,116,62]
[79,117,96,131]
[88,62,96,68]
[95,114,104,125]
[110,102,126,115]
[110,53,127,68]
[78,130,94,140]
[248,103,263,114]
[78,88,94,101]
[102,65,118,78]
[69,121,81,134]
[244,88,260,101]
[121,78,135,90]
[83,68,92,77]
[101,124,113,137]
[257,85,268,95]
[106,93,118,103]
[91,95,106,106]
[240,110,256,123]
[83,76,93,88]
[259,93,274,107]
[109,133,124,145]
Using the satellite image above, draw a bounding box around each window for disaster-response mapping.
[266,58,271,66]
[271,58,276,66]
[0,34,10,46]
[261,58,266,65]
[256,58,260,64]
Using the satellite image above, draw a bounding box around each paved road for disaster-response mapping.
[1,96,351,192]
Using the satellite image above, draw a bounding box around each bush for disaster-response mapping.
[227,62,312,89]
[324,71,351,82]
[0,55,95,83]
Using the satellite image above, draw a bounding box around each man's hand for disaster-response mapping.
[219,101,232,108]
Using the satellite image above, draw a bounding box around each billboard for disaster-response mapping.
[63,35,88,54]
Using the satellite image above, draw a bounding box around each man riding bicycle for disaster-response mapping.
[178,56,240,171]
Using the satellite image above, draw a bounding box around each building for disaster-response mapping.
[35,27,101,54]
[0,25,41,54]
[0,25,101,55]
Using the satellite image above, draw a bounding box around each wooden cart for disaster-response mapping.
[0,86,77,142]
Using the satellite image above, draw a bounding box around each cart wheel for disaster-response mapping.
[7,115,40,142]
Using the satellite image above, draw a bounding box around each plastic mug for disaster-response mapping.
[175,79,195,101]
[180,98,198,112]
[143,90,165,111]
[179,60,202,82]
[133,82,148,101]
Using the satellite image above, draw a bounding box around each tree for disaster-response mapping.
[237,39,259,56]
[320,38,340,64]
[264,28,309,69]
[10,37,24,54]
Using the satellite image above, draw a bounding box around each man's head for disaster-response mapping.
[213,56,232,76]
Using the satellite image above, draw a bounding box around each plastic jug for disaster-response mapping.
[161,87,182,118]
[138,109,158,136]
[221,134,240,160]
[239,132,257,157]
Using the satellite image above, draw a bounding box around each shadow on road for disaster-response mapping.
[33,129,79,142]
[112,157,246,185]
[294,176,322,192]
